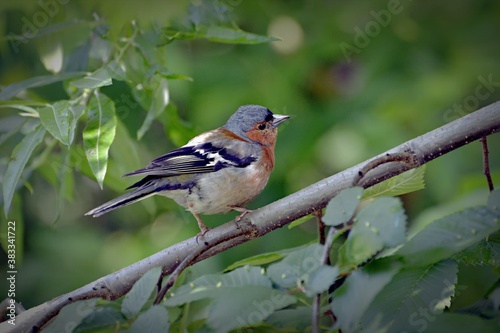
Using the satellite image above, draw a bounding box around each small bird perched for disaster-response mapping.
[86,105,289,234]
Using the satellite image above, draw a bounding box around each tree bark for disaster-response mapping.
[2,101,500,333]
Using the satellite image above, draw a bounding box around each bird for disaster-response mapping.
[85,105,290,235]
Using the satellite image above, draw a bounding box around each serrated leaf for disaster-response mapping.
[224,252,285,272]
[39,101,72,146]
[396,206,500,266]
[121,266,162,319]
[339,197,406,267]
[332,259,401,332]
[3,123,45,217]
[362,165,426,199]
[165,266,270,306]
[83,92,117,189]
[137,76,169,140]
[127,305,169,333]
[304,265,339,296]
[453,231,500,266]
[267,244,324,288]
[424,313,499,333]
[0,72,85,100]
[71,67,112,89]
[360,260,457,333]
[207,286,296,333]
[323,187,363,226]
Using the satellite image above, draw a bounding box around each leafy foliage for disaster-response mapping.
[61,189,500,332]
[1,1,499,332]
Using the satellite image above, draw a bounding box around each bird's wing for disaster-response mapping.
[124,141,257,178]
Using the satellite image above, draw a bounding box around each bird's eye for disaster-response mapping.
[257,123,266,130]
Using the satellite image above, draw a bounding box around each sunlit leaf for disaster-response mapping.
[323,187,363,226]
[362,165,426,199]
[38,101,75,146]
[71,67,112,89]
[83,92,117,189]
[163,26,279,45]
[3,123,45,217]
[0,72,85,100]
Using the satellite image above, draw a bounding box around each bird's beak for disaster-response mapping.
[272,114,290,128]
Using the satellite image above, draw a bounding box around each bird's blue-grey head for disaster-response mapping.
[224,105,289,139]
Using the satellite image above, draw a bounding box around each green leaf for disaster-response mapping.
[121,266,162,319]
[207,286,296,333]
[3,123,45,217]
[127,305,169,333]
[487,189,500,212]
[224,252,285,272]
[267,244,323,288]
[38,101,76,146]
[70,67,112,89]
[162,103,196,147]
[360,260,457,332]
[43,299,98,333]
[453,230,500,266]
[265,307,312,332]
[0,72,85,100]
[339,197,407,268]
[75,305,127,332]
[323,187,363,226]
[424,313,500,333]
[362,165,426,199]
[137,76,169,140]
[163,26,278,45]
[165,266,270,306]
[331,259,401,332]
[396,206,500,266]
[304,265,339,296]
[83,92,117,189]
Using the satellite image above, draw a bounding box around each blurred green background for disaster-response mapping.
[1,0,499,310]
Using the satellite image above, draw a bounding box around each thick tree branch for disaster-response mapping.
[3,101,500,333]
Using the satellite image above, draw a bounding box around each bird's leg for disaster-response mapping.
[193,212,210,234]
[230,206,253,225]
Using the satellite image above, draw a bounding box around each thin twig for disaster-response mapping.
[154,244,208,304]
[5,101,500,333]
[353,151,418,186]
[314,210,326,245]
[481,137,495,191]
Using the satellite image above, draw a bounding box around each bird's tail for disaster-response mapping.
[85,187,156,217]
